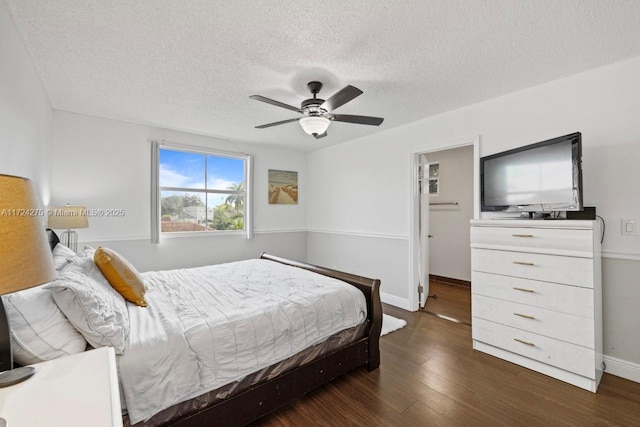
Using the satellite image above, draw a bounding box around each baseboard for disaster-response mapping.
[603,355,640,384]
[380,292,412,311]
[429,274,471,287]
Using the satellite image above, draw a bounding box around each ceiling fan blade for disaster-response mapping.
[321,85,363,112]
[331,114,384,126]
[250,95,302,113]
[314,131,328,139]
[255,118,301,129]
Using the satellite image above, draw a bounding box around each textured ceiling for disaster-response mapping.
[6,0,640,151]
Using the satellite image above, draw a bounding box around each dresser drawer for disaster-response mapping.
[471,225,593,256]
[473,318,595,378]
[471,249,594,288]
[473,294,594,348]
[472,271,594,318]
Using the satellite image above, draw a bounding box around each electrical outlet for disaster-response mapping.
[621,219,637,236]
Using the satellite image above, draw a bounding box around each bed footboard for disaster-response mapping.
[164,254,382,426]
[259,252,382,371]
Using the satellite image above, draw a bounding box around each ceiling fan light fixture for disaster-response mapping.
[252,82,383,137]
[299,116,330,136]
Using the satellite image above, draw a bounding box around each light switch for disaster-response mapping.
[622,219,637,236]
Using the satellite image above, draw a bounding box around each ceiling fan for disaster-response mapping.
[250,81,384,139]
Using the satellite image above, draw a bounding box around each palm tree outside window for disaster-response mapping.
[156,146,249,233]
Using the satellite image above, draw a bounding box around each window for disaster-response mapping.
[151,141,253,242]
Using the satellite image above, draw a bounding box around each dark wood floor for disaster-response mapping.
[424,280,472,325]
[254,304,640,426]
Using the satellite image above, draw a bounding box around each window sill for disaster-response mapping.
[160,230,246,239]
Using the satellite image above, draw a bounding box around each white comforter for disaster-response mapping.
[118,259,367,424]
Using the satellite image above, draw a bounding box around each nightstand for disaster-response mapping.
[0,347,122,426]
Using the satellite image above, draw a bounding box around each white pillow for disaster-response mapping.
[52,243,77,271]
[76,245,96,259]
[46,269,129,354]
[2,284,87,366]
[62,254,108,284]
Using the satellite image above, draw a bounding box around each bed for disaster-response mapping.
[7,236,382,426]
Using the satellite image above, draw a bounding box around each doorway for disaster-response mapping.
[422,146,474,324]
[409,137,480,315]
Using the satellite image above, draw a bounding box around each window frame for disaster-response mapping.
[151,140,253,243]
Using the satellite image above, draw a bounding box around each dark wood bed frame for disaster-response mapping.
[163,252,383,427]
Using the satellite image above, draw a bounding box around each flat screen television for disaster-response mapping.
[480,132,583,216]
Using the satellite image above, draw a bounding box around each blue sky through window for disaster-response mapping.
[160,149,244,189]
[159,149,205,189]
[159,147,247,232]
[207,155,244,189]
[160,148,245,207]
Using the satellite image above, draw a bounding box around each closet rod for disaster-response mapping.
[430,201,459,206]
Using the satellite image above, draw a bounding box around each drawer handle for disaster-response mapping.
[514,338,535,347]
[514,312,535,320]
[512,234,533,238]
[513,287,535,293]
[513,261,534,266]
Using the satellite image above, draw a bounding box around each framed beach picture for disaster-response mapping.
[268,170,298,204]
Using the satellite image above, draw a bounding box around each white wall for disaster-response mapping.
[50,111,308,271]
[307,56,640,373]
[0,0,52,202]
[307,129,411,305]
[426,146,474,282]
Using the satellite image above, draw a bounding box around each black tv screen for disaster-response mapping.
[481,132,583,213]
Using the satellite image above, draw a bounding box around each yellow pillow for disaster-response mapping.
[94,247,148,307]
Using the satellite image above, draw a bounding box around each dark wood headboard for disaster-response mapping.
[46,228,60,251]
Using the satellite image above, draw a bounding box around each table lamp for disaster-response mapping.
[0,174,56,387]
[47,204,89,252]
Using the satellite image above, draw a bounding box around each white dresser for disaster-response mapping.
[470,219,603,392]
